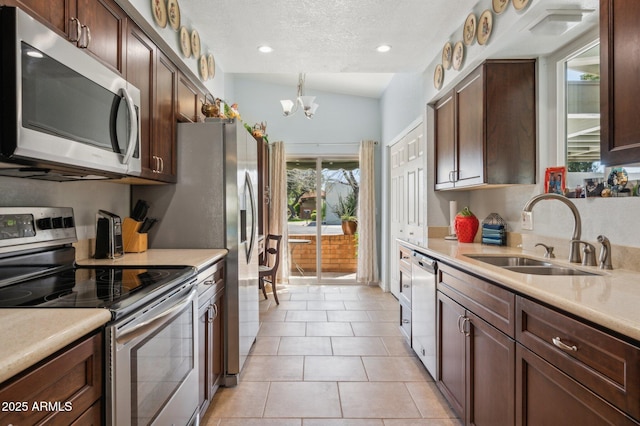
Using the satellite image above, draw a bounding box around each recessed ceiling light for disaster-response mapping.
[376,44,392,53]
[258,45,273,53]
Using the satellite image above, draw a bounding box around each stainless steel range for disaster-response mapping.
[0,207,199,425]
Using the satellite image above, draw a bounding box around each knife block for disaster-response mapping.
[122,217,148,253]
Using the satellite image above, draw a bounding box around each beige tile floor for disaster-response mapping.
[201,284,462,426]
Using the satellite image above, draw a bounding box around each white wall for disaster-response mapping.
[232,76,384,273]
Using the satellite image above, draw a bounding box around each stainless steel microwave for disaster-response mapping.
[0,7,141,180]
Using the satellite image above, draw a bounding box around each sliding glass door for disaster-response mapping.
[286,157,359,284]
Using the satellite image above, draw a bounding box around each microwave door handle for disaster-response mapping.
[119,87,138,165]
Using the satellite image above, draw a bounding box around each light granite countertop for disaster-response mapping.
[400,238,640,344]
[77,248,228,270]
[0,249,227,385]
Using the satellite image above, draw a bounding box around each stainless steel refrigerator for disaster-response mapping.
[132,119,259,386]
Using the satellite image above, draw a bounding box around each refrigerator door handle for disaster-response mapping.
[243,171,257,263]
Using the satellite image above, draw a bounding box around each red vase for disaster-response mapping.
[455,215,479,243]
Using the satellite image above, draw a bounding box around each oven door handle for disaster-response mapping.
[116,287,196,345]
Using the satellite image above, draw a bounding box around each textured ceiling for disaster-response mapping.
[174,0,600,97]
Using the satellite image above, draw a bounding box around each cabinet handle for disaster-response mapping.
[462,318,471,337]
[552,337,577,352]
[213,303,218,319]
[204,279,214,285]
[457,315,465,334]
[402,319,410,324]
[403,284,410,288]
[78,25,91,49]
[159,156,164,173]
[69,17,81,42]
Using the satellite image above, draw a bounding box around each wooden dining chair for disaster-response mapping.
[259,234,282,304]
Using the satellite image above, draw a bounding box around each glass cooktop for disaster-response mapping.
[0,265,196,319]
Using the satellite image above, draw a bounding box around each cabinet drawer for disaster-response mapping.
[0,331,103,426]
[399,245,412,270]
[517,296,640,420]
[399,300,411,343]
[438,263,515,337]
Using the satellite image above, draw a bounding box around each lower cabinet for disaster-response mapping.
[435,261,640,426]
[198,261,225,418]
[516,344,637,425]
[0,330,103,425]
[437,290,515,426]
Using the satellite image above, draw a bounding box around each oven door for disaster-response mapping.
[108,282,199,426]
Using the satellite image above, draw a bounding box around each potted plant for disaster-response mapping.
[332,190,358,235]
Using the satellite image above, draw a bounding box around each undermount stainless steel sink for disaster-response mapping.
[502,266,598,276]
[465,254,598,276]
[465,254,552,267]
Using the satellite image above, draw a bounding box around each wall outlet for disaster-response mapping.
[521,211,533,230]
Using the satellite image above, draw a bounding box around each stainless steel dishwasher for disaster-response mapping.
[411,251,437,379]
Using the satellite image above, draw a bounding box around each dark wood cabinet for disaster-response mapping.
[437,290,466,417]
[5,0,74,36]
[255,135,270,237]
[517,296,640,423]
[9,0,126,74]
[152,50,178,182]
[73,0,126,74]
[437,263,516,425]
[198,260,225,418]
[125,21,155,180]
[433,59,536,190]
[600,0,640,165]
[0,331,103,425]
[177,72,201,123]
[516,344,638,425]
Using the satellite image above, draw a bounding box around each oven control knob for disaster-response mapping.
[37,217,53,230]
[52,217,64,229]
[63,217,75,228]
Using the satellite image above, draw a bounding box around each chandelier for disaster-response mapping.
[280,73,319,119]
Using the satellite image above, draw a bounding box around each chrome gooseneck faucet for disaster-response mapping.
[522,193,582,264]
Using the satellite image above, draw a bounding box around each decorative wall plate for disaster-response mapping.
[434,64,444,89]
[199,55,208,80]
[463,13,476,46]
[179,26,191,57]
[452,41,465,71]
[513,0,531,11]
[492,0,509,14]
[191,29,201,58]
[167,0,181,31]
[151,0,167,28]
[477,10,493,45]
[207,54,215,80]
[442,42,453,70]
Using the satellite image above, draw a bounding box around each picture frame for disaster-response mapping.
[544,166,566,194]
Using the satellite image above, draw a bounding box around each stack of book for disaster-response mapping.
[481,213,507,246]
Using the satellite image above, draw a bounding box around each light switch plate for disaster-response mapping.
[521,211,533,230]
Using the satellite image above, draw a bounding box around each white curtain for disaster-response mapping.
[357,140,378,284]
[268,141,289,283]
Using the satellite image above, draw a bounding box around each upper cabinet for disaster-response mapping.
[11,0,126,74]
[600,0,640,165]
[433,59,536,190]
[73,0,126,74]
